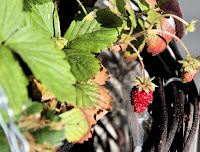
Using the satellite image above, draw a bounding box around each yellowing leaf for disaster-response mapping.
[91,62,110,85]
[60,108,90,143]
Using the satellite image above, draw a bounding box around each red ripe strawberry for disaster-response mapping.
[131,77,157,113]
[178,56,200,83]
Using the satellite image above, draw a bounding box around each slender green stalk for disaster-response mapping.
[128,42,146,83]
[76,0,88,15]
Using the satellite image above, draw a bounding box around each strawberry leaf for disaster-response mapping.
[5,26,76,102]
[64,19,101,42]
[60,108,90,143]
[0,0,23,42]
[96,8,123,28]
[23,0,58,38]
[146,11,175,55]
[71,81,112,110]
[64,49,100,82]
[109,0,126,15]
[67,27,118,53]
[0,46,28,119]
[73,81,99,109]
[137,0,152,11]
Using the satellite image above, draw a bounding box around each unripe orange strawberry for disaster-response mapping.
[178,56,200,83]
[181,69,197,83]
[131,77,157,113]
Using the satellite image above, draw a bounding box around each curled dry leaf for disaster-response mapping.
[109,44,128,52]
[79,84,113,143]
[61,83,113,144]
[91,62,110,85]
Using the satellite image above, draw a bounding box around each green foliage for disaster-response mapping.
[74,81,99,109]
[137,0,152,11]
[96,8,123,27]
[0,46,28,118]
[64,19,101,41]
[126,19,146,58]
[67,27,118,53]
[115,0,126,15]
[0,128,10,152]
[64,49,100,82]
[23,0,58,38]
[5,26,75,102]
[31,126,65,146]
[60,108,89,143]
[0,0,23,42]
[125,0,137,28]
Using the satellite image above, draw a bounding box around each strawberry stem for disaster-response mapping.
[128,42,146,84]
[76,0,88,15]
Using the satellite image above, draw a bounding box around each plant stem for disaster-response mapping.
[128,42,146,83]
[76,0,88,15]
[162,14,189,25]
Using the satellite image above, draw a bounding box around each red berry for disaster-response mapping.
[131,88,153,113]
[181,69,197,83]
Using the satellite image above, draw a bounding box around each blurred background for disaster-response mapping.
[178,1,200,151]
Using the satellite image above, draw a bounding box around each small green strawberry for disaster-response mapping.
[178,55,200,83]
[131,76,157,113]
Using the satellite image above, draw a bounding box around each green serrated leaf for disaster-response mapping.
[0,128,10,152]
[67,28,118,53]
[64,19,101,42]
[5,26,75,102]
[64,49,100,82]
[73,81,99,109]
[96,8,123,28]
[0,46,28,119]
[116,0,126,15]
[60,108,89,143]
[0,0,23,42]
[31,126,65,146]
[23,0,56,38]
[137,0,152,11]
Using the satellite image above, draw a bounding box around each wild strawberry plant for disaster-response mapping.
[0,0,199,151]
